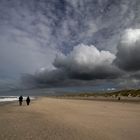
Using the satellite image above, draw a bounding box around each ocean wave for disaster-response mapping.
[0,96,35,102]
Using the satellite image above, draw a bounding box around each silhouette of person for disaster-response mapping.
[26,96,30,106]
[19,95,23,106]
[118,97,121,101]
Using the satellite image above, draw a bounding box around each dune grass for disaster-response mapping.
[60,89,140,97]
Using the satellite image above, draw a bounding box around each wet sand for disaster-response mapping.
[0,97,140,140]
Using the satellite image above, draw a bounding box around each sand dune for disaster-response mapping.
[0,98,140,140]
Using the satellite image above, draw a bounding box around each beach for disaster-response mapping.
[0,97,140,140]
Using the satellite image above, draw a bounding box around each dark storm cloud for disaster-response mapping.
[114,29,140,71]
[22,44,123,87]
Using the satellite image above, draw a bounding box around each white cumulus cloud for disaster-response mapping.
[54,44,116,74]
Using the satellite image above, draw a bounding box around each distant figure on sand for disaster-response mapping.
[118,97,121,101]
[26,96,30,106]
[19,95,23,106]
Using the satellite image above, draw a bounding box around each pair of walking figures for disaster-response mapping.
[19,96,30,106]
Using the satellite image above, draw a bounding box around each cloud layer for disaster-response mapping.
[23,28,140,89]
[1,0,140,90]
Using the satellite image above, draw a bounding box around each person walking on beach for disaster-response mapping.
[26,96,30,106]
[19,95,23,106]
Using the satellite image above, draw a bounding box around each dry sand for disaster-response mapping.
[0,97,140,140]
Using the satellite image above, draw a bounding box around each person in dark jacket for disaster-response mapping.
[26,96,30,106]
[19,95,23,106]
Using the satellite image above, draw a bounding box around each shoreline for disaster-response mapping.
[1,95,139,105]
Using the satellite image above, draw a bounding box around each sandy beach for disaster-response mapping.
[0,98,140,140]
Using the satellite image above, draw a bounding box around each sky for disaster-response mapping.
[0,0,140,92]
